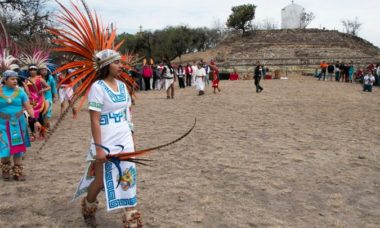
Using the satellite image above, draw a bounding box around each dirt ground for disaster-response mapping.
[1,75,379,227]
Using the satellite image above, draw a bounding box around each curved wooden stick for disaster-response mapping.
[107,118,196,188]
[108,118,197,160]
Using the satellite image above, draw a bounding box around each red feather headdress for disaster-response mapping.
[41,0,195,164]
[49,0,136,110]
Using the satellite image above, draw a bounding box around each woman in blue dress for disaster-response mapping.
[40,64,57,128]
[0,70,41,181]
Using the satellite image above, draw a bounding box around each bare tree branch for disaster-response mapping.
[1,0,53,42]
[300,11,315,29]
[341,17,362,36]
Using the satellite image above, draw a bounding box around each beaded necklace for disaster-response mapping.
[0,87,20,104]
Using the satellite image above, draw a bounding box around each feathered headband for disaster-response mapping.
[19,50,50,70]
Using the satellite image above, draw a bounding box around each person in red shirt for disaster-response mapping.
[142,64,153,91]
[210,61,221,94]
[185,63,192,86]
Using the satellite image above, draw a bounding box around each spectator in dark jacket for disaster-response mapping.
[327,63,335,81]
[254,62,264,93]
[339,62,346,82]
[335,61,341,81]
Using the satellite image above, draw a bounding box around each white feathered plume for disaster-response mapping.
[19,50,50,70]
[0,49,19,73]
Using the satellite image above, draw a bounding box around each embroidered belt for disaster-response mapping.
[0,110,24,121]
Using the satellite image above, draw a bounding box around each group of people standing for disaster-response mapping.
[318,61,379,92]
[0,55,83,181]
[0,55,60,181]
[319,60,356,82]
[139,60,222,98]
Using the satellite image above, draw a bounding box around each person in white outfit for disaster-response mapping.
[363,70,375,92]
[195,62,206,96]
[161,61,175,99]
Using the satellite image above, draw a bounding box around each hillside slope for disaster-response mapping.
[175,29,380,70]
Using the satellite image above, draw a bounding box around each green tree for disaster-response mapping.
[204,28,221,49]
[226,4,256,34]
[135,30,153,59]
[117,31,154,61]
[117,32,138,54]
[171,26,191,62]
[189,27,207,52]
[151,26,192,62]
[0,0,52,42]
[116,25,222,63]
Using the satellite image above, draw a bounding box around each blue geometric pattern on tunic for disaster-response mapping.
[105,162,137,209]
[99,109,127,126]
[109,112,123,123]
[98,80,126,103]
[99,115,109,125]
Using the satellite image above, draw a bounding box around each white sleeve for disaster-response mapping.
[88,83,104,112]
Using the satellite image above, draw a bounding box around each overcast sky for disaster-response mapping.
[53,0,380,48]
